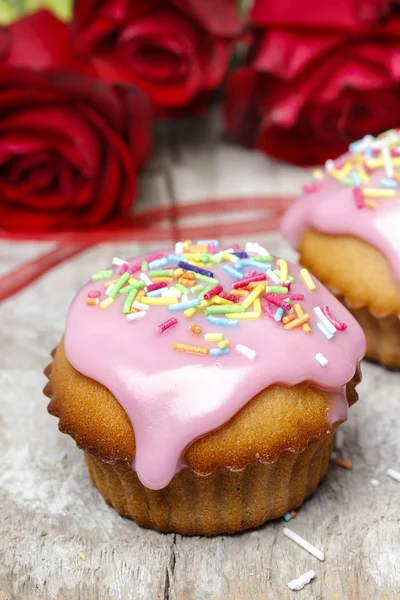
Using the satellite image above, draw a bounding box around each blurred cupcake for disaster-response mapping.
[44,241,365,535]
[282,129,400,368]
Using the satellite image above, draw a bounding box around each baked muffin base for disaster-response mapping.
[85,437,333,536]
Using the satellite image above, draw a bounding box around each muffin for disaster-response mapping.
[44,241,365,535]
[281,129,400,368]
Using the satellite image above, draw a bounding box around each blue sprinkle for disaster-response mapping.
[349,171,362,186]
[178,261,214,278]
[222,264,245,279]
[283,512,292,522]
[149,257,168,269]
[233,251,248,259]
[364,147,373,157]
[210,348,229,356]
[169,299,200,311]
[146,289,163,297]
[168,254,182,263]
[207,316,238,327]
[274,307,285,322]
[236,258,271,271]
[317,321,334,340]
[380,177,398,189]
[197,239,219,246]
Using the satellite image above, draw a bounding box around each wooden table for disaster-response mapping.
[1,111,399,600]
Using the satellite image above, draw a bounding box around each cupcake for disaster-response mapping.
[44,241,365,535]
[282,129,400,368]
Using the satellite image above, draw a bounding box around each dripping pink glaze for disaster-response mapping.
[64,249,365,490]
[281,157,400,287]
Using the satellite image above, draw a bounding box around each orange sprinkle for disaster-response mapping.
[174,342,209,355]
[179,278,196,287]
[183,271,195,280]
[230,290,248,297]
[190,324,202,335]
[294,303,312,334]
[394,173,400,183]
[284,314,310,330]
[86,298,99,306]
[335,458,353,470]
[282,314,296,324]
[136,290,145,300]
[290,510,297,519]
[188,245,208,253]
[248,280,268,289]
[364,199,377,209]
[129,307,138,314]
[151,277,174,284]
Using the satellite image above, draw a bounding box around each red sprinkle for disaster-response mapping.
[322,305,347,331]
[264,294,291,311]
[157,317,178,333]
[302,182,321,194]
[204,284,223,300]
[146,282,167,292]
[283,279,291,291]
[88,290,101,298]
[285,293,305,301]
[146,252,165,263]
[233,274,266,289]
[128,261,142,274]
[219,292,239,303]
[353,186,364,209]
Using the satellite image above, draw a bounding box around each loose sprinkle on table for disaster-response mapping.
[287,570,315,592]
[335,457,353,470]
[283,527,325,562]
[387,468,400,482]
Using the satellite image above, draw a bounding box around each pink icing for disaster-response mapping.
[281,156,400,288]
[64,248,365,490]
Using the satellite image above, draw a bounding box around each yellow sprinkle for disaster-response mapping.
[276,258,288,283]
[364,199,378,209]
[174,268,183,278]
[184,307,197,318]
[253,297,262,314]
[222,252,235,260]
[218,340,230,349]
[363,188,396,198]
[338,162,352,178]
[200,299,212,308]
[128,277,138,284]
[241,284,264,309]
[300,268,316,291]
[329,168,343,180]
[99,297,114,309]
[78,552,86,561]
[140,297,178,305]
[367,156,400,169]
[356,163,369,185]
[213,296,234,305]
[205,333,223,341]
[312,168,323,180]
[183,240,192,249]
[226,312,261,320]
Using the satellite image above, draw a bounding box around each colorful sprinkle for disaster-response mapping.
[88,290,101,298]
[222,264,245,279]
[204,284,223,300]
[204,305,245,315]
[189,324,202,334]
[207,316,238,327]
[235,344,256,361]
[321,305,347,331]
[174,343,209,355]
[126,311,147,322]
[299,268,316,291]
[86,297,99,306]
[210,348,229,356]
[91,269,114,281]
[317,321,334,340]
[157,317,178,333]
[315,353,328,367]
[99,297,114,309]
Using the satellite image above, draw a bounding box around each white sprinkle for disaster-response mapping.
[382,145,394,178]
[325,159,335,172]
[132,300,149,311]
[162,288,182,298]
[287,570,315,591]
[105,284,114,297]
[245,242,270,256]
[140,272,152,286]
[313,306,336,334]
[267,269,280,283]
[112,257,128,266]
[181,294,189,303]
[235,344,256,361]
[370,479,380,487]
[225,247,235,253]
[175,242,184,255]
[315,353,328,367]
[387,468,400,482]
[283,528,325,561]
[126,311,147,322]
[229,254,239,263]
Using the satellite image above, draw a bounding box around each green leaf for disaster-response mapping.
[23,0,73,21]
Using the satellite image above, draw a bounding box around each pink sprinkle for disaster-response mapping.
[208,243,216,255]
[146,282,167,292]
[364,165,373,175]
[88,290,101,298]
[263,294,291,311]
[261,301,275,319]
[219,292,239,303]
[283,279,291,291]
[353,186,364,209]
[119,263,129,275]
[303,182,321,194]
[285,293,305,301]
[391,148,400,157]
[146,252,165,263]
[230,243,240,250]
[322,305,347,331]
[157,317,178,333]
[233,274,266,289]
[247,270,259,277]
[128,260,142,274]
[204,284,223,300]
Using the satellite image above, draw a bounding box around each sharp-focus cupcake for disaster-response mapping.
[44,240,365,535]
[282,129,400,368]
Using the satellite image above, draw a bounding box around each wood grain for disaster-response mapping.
[1,110,399,599]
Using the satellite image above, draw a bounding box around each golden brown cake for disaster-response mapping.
[282,129,400,368]
[44,242,365,535]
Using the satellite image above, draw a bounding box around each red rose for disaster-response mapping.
[224,6,400,165]
[0,11,152,231]
[73,0,241,115]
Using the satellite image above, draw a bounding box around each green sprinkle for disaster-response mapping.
[204,305,245,315]
[120,281,145,294]
[251,256,273,263]
[191,284,204,294]
[288,275,295,282]
[266,286,288,294]
[109,272,130,299]
[339,177,353,186]
[141,261,149,271]
[210,253,223,263]
[123,289,138,314]
[201,254,210,263]
[284,298,293,305]
[149,269,174,277]
[198,285,213,300]
[194,273,219,285]
[273,269,280,276]
[176,283,189,294]
[91,269,114,281]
